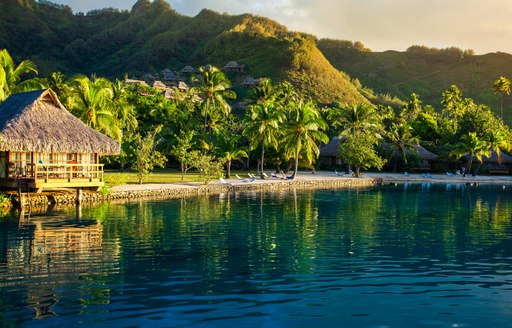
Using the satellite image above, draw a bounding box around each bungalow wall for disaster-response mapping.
[0,151,103,192]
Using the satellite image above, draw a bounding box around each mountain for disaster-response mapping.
[0,0,367,105]
[318,39,512,122]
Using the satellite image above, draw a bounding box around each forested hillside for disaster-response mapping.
[318,39,512,121]
[0,0,367,105]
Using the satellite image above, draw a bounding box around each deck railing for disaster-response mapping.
[8,163,104,181]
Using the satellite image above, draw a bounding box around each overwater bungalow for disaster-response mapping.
[0,89,120,192]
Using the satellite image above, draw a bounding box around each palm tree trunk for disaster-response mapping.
[226,159,231,178]
[204,100,209,131]
[466,153,473,176]
[260,138,265,179]
[355,166,360,177]
[292,141,300,180]
[501,95,504,118]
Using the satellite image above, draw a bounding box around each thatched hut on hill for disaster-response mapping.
[0,89,120,192]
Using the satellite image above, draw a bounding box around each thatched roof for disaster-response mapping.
[181,65,196,74]
[414,145,438,160]
[462,149,512,164]
[320,136,345,157]
[0,89,120,155]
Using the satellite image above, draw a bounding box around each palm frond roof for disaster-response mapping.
[0,89,120,155]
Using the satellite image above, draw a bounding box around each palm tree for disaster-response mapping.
[66,74,122,141]
[386,122,419,172]
[400,93,422,121]
[486,130,511,164]
[441,85,462,118]
[281,99,328,179]
[329,102,382,137]
[191,66,236,133]
[216,134,248,178]
[243,101,285,179]
[109,79,138,134]
[493,76,511,118]
[0,49,46,103]
[450,132,490,175]
[46,71,69,99]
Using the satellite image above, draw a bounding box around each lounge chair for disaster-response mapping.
[248,173,256,178]
[235,174,244,180]
[446,172,455,177]
[426,173,434,179]
[271,172,279,179]
[335,170,345,177]
[404,172,410,177]
[262,172,269,178]
[219,178,235,186]
[243,177,256,183]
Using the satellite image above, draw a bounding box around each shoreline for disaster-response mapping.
[10,171,512,207]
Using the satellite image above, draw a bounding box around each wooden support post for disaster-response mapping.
[76,188,83,204]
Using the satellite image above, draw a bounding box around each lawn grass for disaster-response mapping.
[104,168,256,185]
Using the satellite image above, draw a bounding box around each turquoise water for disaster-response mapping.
[1,183,512,327]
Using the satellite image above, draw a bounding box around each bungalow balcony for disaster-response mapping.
[2,162,105,192]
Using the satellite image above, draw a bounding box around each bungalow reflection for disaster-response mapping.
[0,210,119,319]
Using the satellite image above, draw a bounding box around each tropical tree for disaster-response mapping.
[46,71,69,99]
[109,79,137,134]
[215,134,248,178]
[486,130,511,164]
[400,93,422,121]
[281,99,328,179]
[191,66,236,133]
[243,100,285,179]
[450,132,490,175]
[66,74,122,141]
[386,122,419,172]
[132,125,167,184]
[493,76,511,118]
[0,49,45,103]
[339,132,386,177]
[329,102,382,137]
[441,84,462,119]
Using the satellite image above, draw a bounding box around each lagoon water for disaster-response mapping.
[1,183,512,327]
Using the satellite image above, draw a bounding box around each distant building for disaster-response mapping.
[240,77,262,87]
[180,65,196,74]
[124,79,149,87]
[222,61,244,73]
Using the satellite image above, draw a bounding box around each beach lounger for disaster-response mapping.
[335,170,345,176]
[404,172,410,177]
[446,172,455,177]
[219,178,235,186]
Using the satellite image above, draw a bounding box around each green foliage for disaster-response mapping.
[281,99,329,178]
[0,192,12,208]
[0,48,46,102]
[132,125,167,184]
[103,172,129,187]
[339,133,386,177]
[189,152,224,184]
[450,132,490,174]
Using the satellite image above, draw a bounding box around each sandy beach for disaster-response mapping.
[111,171,512,193]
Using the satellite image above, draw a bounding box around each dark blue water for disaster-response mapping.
[1,183,512,327]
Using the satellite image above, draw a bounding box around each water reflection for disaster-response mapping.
[0,184,511,326]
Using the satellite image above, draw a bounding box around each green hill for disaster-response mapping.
[318,39,512,122]
[0,0,367,105]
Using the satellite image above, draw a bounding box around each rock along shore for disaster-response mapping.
[11,175,379,207]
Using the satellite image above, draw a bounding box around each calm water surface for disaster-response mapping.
[1,183,512,327]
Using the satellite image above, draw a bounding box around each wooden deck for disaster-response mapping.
[2,163,104,192]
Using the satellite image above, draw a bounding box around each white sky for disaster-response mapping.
[47,0,512,54]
